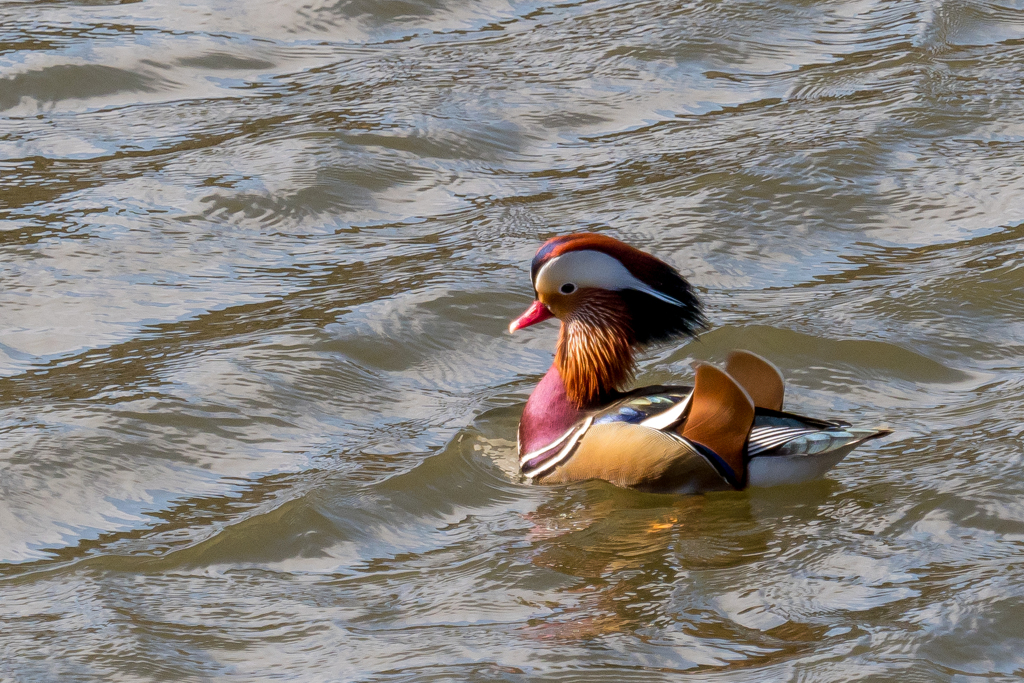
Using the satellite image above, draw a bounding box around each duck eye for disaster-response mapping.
[560,283,577,294]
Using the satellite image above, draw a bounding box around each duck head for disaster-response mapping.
[510,233,706,408]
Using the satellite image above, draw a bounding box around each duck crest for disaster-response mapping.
[556,290,635,408]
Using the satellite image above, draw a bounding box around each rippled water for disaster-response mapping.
[3,0,1024,679]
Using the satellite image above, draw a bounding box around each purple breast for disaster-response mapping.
[518,365,584,457]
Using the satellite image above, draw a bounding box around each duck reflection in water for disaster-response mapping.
[518,480,843,649]
[519,485,765,641]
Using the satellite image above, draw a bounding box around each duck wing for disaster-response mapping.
[591,386,693,428]
[746,409,891,487]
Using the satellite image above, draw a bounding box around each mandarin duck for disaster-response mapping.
[510,234,889,494]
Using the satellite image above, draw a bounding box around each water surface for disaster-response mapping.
[2,0,1024,680]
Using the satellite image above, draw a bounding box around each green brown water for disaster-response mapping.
[2,0,1024,680]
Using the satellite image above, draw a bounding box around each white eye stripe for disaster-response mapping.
[535,250,683,306]
[628,281,685,307]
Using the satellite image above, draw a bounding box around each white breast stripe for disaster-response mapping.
[524,416,594,479]
[519,423,578,466]
[639,391,692,430]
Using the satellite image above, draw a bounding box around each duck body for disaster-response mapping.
[511,234,889,494]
